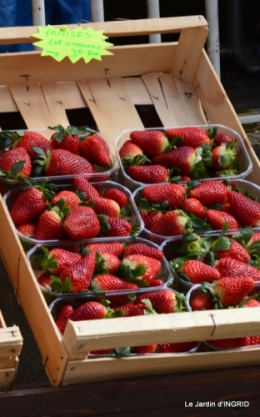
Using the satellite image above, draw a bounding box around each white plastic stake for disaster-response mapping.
[205,0,221,78]
[90,0,105,22]
[147,0,161,43]
[32,0,46,26]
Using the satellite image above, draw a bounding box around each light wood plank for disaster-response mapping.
[0,326,23,358]
[0,86,18,113]
[123,77,152,106]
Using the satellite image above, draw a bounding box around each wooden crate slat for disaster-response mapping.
[63,308,260,355]
[123,77,153,106]
[41,83,72,127]
[0,86,18,113]
[0,368,16,391]
[77,78,144,147]
[0,326,23,358]
[0,356,17,369]
[62,346,260,385]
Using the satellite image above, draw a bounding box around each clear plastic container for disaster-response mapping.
[27,236,174,304]
[0,127,117,193]
[3,180,144,247]
[114,124,253,191]
[133,178,260,246]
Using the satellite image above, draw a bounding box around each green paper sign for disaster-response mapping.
[31,25,114,63]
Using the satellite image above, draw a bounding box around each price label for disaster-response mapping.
[31,25,114,63]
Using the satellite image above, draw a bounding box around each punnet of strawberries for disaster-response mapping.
[51,288,199,355]
[133,178,260,243]
[115,125,252,188]
[29,238,174,299]
[4,178,143,245]
[0,125,115,187]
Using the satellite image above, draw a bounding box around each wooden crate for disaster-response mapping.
[0,311,23,391]
[1,16,260,387]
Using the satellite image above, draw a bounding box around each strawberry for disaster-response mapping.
[213,132,233,146]
[147,278,164,287]
[51,190,81,208]
[207,276,255,306]
[70,301,109,321]
[188,180,228,206]
[127,164,170,184]
[49,125,81,154]
[132,344,158,354]
[59,250,96,292]
[206,337,250,350]
[135,289,182,314]
[165,126,210,148]
[72,176,99,200]
[152,146,207,178]
[95,252,121,274]
[204,209,240,230]
[37,272,52,290]
[249,336,260,345]
[102,188,128,208]
[158,341,197,353]
[32,246,82,276]
[140,210,163,230]
[16,222,36,238]
[190,293,215,311]
[215,257,260,281]
[0,147,32,178]
[34,209,65,240]
[92,197,120,218]
[120,254,162,285]
[55,304,74,334]
[119,140,144,159]
[79,134,112,167]
[130,130,170,157]
[14,130,51,158]
[177,259,221,284]
[84,242,124,257]
[63,206,100,239]
[34,148,94,177]
[100,217,132,237]
[242,298,260,307]
[227,190,260,227]
[123,242,163,260]
[149,210,190,237]
[212,237,251,262]
[91,274,138,291]
[181,198,206,218]
[10,182,54,225]
[142,183,186,209]
[209,143,236,170]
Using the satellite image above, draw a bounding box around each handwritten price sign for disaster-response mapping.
[31,25,114,63]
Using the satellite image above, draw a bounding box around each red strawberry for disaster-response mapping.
[208,276,255,306]
[212,237,251,262]
[10,184,52,225]
[95,252,121,274]
[100,217,132,237]
[49,125,81,154]
[142,183,186,209]
[188,180,228,206]
[204,209,240,230]
[0,147,32,178]
[210,143,236,170]
[16,222,36,238]
[227,190,260,227]
[72,177,99,200]
[149,210,190,237]
[121,254,162,285]
[84,242,124,257]
[119,140,144,159]
[37,272,52,290]
[158,341,197,353]
[213,132,233,146]
[242,298,260,307]
[127,165,170,184]
[70,301,108,321]
[32,247,82,275]
[190,293,215,311]
[113,302,146,317]
[55,304,74,334]
[14,130,51,158]
[130,130,170,157]
[91,274,138,291]
[152,146,206,177]
[181,198,206,218]
[123,242,163,260]
[63,206,100,239]
[34,209,64,240]
[102,188,128,208]
[59,250,96,292]
[178,259,220,284]
[136,289,181,314]
[132,344,158,354]
[148,278,164,287]
[92,197,120,218]
[248,232,260,246]
[249,336,260,345]
[206,337,250,350]
[215,257,260,281]
[140,210,163,230]
[79,134,111,167]
[165,126,210,148]
[51,190,81,208]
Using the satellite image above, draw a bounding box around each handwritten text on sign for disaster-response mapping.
[31,25,114,63]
